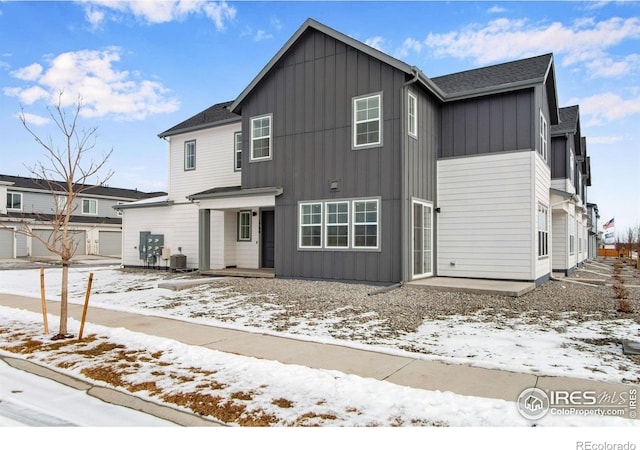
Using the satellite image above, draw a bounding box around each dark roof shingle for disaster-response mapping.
[431,54,553,96]
[551,105,579,135]
[158,101,240,138]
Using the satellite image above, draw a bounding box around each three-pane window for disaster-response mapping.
[299,199,379,250]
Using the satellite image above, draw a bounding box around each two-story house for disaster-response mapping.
[0,174,162,259]
[119,18,595,285]
[550,106,593,274]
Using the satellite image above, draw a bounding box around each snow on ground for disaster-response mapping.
[0,357,174,426]
[0,265,638,385]
[0,306,635,427]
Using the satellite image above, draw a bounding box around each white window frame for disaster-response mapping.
[55,195,68,213]
[82,198,98,215]
[184,140,196,170]
[353,93,382,149]
[237,210,251,241]
[537,204,549,258]
[6,192,22,211]
[412,199,433,278]
[539,110,548,161]
[325,201,350,249]
[569,150,575,184]
[569,214,576,255]
[352,199,380,249]
[250,114,272,161]
[234,132,242,171]
[299,202,323,249]
[408,91,418,139]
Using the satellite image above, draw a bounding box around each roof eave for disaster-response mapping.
[158,116,241,139]
[188,186,284,201]
[114,199,173,210]
[230,18,417,113]
[441,78,543,102]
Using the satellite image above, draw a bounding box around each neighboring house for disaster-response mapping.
[586,202,600,259]
[549,106,593,275]
[119,18,595,285]
[0,174,163,259]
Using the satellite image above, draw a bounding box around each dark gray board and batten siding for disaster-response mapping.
[439,89,534,158]
[238,28,439,283]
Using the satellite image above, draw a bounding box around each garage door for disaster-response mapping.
[98,231,122,256]
[32,229,86,257]
[0,228,14,258]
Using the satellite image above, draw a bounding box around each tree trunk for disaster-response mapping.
[58,261,69,337]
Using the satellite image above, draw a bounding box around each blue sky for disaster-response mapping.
[1,1,639,235]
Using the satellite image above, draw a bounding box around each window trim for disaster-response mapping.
[325,201,350,249]
[539,110,548,162]
[352,92,383,149]
[250,114,272,162]
[352,199,380,249]
[6,192,22,211]
[569,214,576,255]
[234,132,243,172]
[184,140,196,171]
[537,203,549,258]
[408,91,418,139]
[237,210,252,242]
[82,198,98,216]
[299,202,323,249]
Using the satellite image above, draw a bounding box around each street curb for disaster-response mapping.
[1,355,226,427]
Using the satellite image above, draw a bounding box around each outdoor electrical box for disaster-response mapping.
[139,231,164,266]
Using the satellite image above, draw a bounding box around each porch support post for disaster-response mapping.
[199,209,210,270]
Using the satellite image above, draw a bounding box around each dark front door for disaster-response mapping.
[261,210,275,268]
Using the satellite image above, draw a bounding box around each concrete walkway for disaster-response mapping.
[0,293,636,423]
[407,277,535,297]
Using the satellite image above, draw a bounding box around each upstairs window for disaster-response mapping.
[408,91,417,138]
[569,151,575,183]
[6,192,22,210]
[353,93,382,148]
[538,111,548,161]
[234,132,242,171]
[184,140,196,170]
[82,198,97,215]
[251,114,272,161]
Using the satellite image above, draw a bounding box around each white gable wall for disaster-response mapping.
[167,121,241,203]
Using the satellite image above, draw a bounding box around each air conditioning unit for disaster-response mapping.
[170,254,187,270]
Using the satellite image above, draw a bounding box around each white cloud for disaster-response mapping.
[421,16,640,77]
[5,48,179,120]
[585,53,640,78]
[588,135,625,144]
[16,112,50,126]
[254,29,272,41]
[396,37,423,58]
[570,92,640,126]
[78,0,236,29]
[365,36,386,52]
[487,6,507,14]
[11,63,43,81]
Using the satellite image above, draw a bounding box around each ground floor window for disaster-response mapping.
[569,215,576,255]
[538,204,549,258]
[238,210,252,241]
[299,198,380,251]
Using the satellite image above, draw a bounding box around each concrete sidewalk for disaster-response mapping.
[0,293,636,421]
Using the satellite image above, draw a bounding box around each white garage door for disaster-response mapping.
[98,231,122,256]
[0,228,14,258]
[32,229,86,257]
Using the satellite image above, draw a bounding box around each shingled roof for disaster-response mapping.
[551,105,579,135]
[158,101,240,138]
[431,53,553,97]
[0,174,165,200]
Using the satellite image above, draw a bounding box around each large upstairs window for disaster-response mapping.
[250,114,272,161]
[184,140,196,170]
[353,93,382,149]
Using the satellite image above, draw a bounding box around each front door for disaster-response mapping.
[261,210,275,268]
[412,200,433,279]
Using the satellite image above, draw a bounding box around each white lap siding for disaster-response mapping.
[437,151,537,281]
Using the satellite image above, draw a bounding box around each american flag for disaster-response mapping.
[603,217,615,229]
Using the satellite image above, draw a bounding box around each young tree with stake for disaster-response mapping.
[17,93,113,340]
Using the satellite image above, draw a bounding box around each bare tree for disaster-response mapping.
[16,93,113,339]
